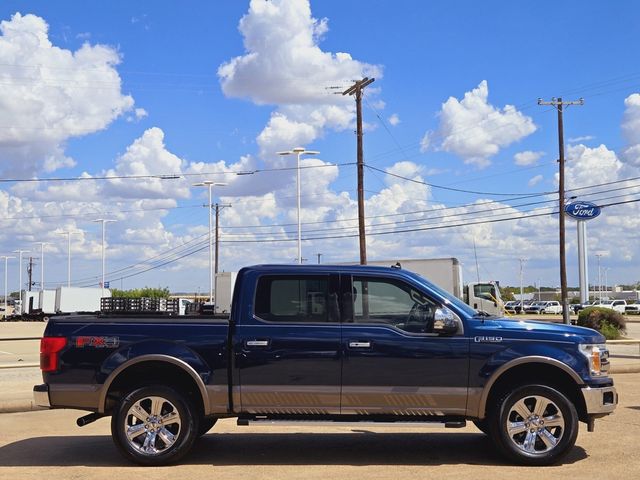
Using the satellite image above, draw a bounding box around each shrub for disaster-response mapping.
[577,307,626,339]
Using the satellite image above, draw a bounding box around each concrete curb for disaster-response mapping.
[0,362,39,369]
[610,364,640,374]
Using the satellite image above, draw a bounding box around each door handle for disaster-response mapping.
[245,340,270,347]
[348,341,371,348]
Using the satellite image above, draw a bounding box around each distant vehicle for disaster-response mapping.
[625,304,640,315]
[524,301,549,314]
[588,300,626,314]
[543,301,563,314]
[504,301,519,313]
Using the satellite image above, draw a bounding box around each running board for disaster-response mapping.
[237,417,466,429]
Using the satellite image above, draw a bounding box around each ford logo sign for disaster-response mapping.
[564,201,601,220]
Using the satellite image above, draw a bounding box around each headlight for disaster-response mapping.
[579,344,609,376]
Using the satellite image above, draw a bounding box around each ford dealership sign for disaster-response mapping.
[564,201,601,220]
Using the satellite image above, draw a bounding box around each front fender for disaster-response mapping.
[471,344,586,419]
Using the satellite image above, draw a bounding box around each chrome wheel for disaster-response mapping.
[506,394,565,455]
[124,395,182,455]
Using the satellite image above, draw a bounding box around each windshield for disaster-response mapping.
[403,270,478,317]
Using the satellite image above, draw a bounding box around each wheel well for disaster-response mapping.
[104,361,205,416]
[483,363,587,422]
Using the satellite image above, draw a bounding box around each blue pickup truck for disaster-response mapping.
[33,264,617,466]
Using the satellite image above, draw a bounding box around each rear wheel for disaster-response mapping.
[111,385,199,466]
[489,384,578,466]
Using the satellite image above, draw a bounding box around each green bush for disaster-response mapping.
[577,307,626,339]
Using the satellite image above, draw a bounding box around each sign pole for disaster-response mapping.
[577,220,589,304]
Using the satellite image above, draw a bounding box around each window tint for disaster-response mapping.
[352,276,437,334]
[255,275,332,322]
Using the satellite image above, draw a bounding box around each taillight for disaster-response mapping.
[40,337,66,372]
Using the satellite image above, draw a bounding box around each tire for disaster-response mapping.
[111,385,199,466]
[473,419,490,435]
[488,384,578,466]
[198,417,218,437]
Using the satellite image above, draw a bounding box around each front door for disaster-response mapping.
[340,274,470,417]
[234,273,342,414]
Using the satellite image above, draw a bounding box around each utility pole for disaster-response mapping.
[27,257,34,291]
[316,253,323,264]
[343,77,375,265]
[214,203,232,276]
[538,97,584,324]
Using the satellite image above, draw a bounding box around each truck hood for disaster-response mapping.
[476,317,605,344]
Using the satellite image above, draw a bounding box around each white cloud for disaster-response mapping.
[568,135,594,143]
[424,80,536,168]
[622,93,640,166]
[218,0,380,106]
[514,150,544,166]
[219,0,381,160]
[563,144,622,188]
[0,13,134,176]
[388,113,400,126]
[528,174,543,187]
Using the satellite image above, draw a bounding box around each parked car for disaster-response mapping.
[625,303,640,315]
[543,301,563,314]
[523,301,548,314]
[504,300,519,313]
[589,300,627,314]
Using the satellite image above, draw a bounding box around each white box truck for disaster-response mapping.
[38,290,57,315]
[55,287,111,313]
[214,272,237,314]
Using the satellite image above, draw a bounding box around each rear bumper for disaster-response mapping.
[581,385,617,415]
[33,384,50,408]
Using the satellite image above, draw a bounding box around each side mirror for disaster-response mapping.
[432,306,460,335]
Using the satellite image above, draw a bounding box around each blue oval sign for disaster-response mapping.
[564,201,601,220]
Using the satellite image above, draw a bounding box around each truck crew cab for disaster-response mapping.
[34,265,617,466]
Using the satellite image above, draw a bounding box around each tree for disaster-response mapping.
[110,287,171,298]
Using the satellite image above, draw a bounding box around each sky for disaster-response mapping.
[0,0,639,295]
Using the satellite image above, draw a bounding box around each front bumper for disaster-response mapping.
[581,385,617,415]
[33,384,50,408]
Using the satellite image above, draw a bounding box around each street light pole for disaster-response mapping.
[59,230,82,288]
[192,181,227,304]
[596,253,603,302]
[277,147,320,264]
[33,242,50,292]
[12,249,29,315]
[0,255,15,315]
[93,220,116,296]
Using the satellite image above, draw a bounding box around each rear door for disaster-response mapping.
[340,273,469,416]
[234,273,342,414]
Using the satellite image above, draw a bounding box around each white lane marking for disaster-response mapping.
[0,350,14,355]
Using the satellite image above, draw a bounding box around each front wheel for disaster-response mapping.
[489,385,578,466]
[111,385,199,466]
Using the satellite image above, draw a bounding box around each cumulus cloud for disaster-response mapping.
[219,0,381,159]
[514,150,544,166]
[423,80,536,168]
[0,12,134,175]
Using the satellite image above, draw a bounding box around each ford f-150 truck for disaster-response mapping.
[33,264,617,466]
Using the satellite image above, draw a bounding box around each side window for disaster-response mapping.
[255,275,333,323]
[352,276,437,334]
